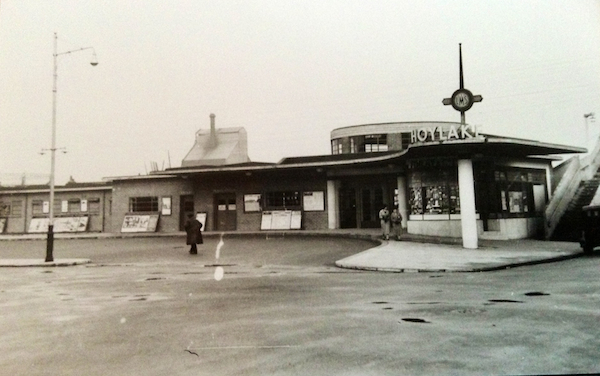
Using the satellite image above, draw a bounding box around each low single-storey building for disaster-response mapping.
[0,115,584,249]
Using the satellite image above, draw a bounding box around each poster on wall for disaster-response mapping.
[260,211,273,230]
[303,191,324,211]
[260,210,302,230]
[244,194,261,212]
[0,218,6,233]
[290,211,302,229]
[195,212,207,232]
[509,191,523,213]
[29,218,49,233]
[28,217,89,233]
[121,214,160,233]
[54,217,89,232]
[270,211,292,230]
[161,197,172,216]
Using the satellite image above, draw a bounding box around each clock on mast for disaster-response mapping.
[442,44,482,123]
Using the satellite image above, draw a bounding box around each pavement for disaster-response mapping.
[0,229,585,272]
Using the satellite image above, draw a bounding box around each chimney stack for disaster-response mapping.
[208,113,217,148]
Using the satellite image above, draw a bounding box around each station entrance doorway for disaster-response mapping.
[215,192,237,231]
[338,178,396,229]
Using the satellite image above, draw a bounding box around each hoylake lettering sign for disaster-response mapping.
[410,124,479,143]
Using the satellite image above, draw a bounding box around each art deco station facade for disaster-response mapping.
[0,114,583,249]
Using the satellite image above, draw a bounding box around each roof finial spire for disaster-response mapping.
[459,43,464,89]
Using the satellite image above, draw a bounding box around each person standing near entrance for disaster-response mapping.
[391,205,403,240]
[378,205,390,240]
[185,213,203,255]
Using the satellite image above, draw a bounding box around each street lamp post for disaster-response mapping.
[45,32,98,262]
[584,112,596,152]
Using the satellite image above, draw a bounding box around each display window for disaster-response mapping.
[496,168,545,217]
[408,165,460,219]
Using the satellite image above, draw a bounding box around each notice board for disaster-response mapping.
[121,214,159,233]
[260,210,302,230]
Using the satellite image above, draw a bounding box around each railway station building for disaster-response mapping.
[0,115,584,248]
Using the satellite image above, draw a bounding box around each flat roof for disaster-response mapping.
[108,133,584,180]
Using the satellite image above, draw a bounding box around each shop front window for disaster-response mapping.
[496,169,544,216]
[408,164,460,219]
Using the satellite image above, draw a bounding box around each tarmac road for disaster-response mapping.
[0,236,598,375]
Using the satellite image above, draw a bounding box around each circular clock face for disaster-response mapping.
[451,89,474,112]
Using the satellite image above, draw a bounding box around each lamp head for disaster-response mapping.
[90,50,99,66]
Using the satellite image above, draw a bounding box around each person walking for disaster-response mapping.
[391,206,403,240]
[184,214,203,255]
[378,205,390,240]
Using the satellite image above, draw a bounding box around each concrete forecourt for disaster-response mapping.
[0,232,597,375]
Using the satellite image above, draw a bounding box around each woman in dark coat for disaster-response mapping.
[185,214,203,254]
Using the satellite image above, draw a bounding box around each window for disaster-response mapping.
[264,191,301,210]
[32,200,44,215]
[364,134,388,152]
[401,133,411,150]
[31,200,59,215]
[0,202,10,217]
[68,199,80,213]
[10,201,23,217]
[350,136,365,153]
[129,196,159,212]
[88,198,101,214]
[53,199,61,214]
[409,168,460,217]
[331,139,343,155]
[493,168,545,216]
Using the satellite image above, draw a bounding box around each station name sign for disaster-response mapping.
[410,124,479,144]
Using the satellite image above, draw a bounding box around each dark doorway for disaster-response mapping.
[360,187,384,228]
[179,195,195,231]
[215,193,237,231]
[339,180,392,229]
[339,187,357,228]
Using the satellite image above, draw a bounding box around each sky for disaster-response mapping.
[1,0,599,185]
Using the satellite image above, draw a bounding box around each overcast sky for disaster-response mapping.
[1,1,599,185]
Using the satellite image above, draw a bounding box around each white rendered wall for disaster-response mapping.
[396,176,408,228]
[327,180,340,229]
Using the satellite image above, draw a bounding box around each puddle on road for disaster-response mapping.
[400,318,431,323]
[524,291,550,296]
[487,299,524,303]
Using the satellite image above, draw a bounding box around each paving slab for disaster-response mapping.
[335,239,583,272]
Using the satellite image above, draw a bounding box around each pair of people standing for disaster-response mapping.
[185,214,203,254]
[379,205,402,240]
